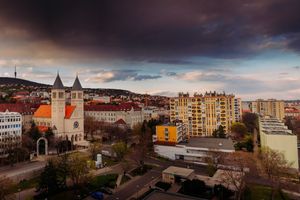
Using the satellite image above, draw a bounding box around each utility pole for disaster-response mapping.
[14,65,17,78]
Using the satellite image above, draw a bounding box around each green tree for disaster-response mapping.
[212,125,226,138]
[38,160,59,194]
[112,141,127,161]
[27,122,41,142]
[231,122,248,139]
[68,154,89,186]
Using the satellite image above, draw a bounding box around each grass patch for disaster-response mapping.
[155,181,171,191]
[89,173,118,189]
[120,175,131,185]
[244,184,290,200]
[129,164,153,177]
[103,156,118,167]
[9,177,39,193]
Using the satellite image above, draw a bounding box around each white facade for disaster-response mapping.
[0,110,22,157]
[85,105,144,128]
[33,75,87,145]
[259,117,299,169]
[154,138,235,164]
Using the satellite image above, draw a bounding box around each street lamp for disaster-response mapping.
[18,188,21,200]
[136,185,139,199]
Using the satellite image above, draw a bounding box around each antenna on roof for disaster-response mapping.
[14,65,17,78]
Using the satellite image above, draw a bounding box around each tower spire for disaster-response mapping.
[14,65,17,78]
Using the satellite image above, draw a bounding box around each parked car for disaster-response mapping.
[91,191,104,200]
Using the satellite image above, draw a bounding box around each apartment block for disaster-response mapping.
[170,92,241,137]
[153,123,188,145]
[251,99,284,120]
[259,117,299,169]
[0,110,22,157]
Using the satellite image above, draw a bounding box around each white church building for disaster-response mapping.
[33,74,87,146]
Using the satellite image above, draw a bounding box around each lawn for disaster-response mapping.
[89,173,118,189]
[9,177,39,194]
[244,184,290,200]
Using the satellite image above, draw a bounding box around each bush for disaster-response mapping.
[130,165,153,176]
[213,184,234,200]
[155,181,171,191]
[89,174,118,190]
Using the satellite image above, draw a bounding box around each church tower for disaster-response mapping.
[51,73,65,135]
[71,75,84,140]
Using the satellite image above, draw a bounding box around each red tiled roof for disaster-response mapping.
[34,105,76,119]
[85,103,141,112]
[114,119,126,125]
[37,126,49,133]
[0,103,37,114]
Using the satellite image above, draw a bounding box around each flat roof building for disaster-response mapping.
[259,116,299,169]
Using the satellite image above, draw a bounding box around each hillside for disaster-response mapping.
[0,77,136,96]
[0,77,49,87]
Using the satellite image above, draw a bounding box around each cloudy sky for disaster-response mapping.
[0,0,300,100]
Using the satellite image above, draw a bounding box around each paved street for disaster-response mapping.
[0,161,46,179]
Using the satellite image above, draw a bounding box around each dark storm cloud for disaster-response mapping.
[1,0,300,61]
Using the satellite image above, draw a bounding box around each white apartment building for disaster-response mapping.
[85,103,144,128]
[259,117,299,169]
[0,110,22,157]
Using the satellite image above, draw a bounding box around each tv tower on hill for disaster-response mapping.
[14,65,17,78]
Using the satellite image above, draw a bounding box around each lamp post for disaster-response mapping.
[18,188,21,200]
[136,185,139,199]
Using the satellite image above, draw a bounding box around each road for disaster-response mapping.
[0,160,46,179]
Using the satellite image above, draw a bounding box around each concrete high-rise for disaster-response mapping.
[170,92,241,137]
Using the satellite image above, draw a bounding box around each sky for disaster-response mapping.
[0,0,300,100]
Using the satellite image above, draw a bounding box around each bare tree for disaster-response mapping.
[260,147,293,199]
[89,142,102,160]
[220,152,255,200]
[84,116,99,140]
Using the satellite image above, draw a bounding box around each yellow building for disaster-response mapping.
[170,92,241,137]
[251,99,284,121]
[259,117,299,169]
[153,123,188,144]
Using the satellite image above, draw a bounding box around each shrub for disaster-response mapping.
[155,181,171,191]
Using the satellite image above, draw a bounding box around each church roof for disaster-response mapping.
[33,105,76,119]
[53,73,64,89]
[72,75,83,91]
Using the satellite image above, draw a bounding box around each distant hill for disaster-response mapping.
[0,77,49,87]
[0,77,136,96]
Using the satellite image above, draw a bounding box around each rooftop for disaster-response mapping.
[33,105,75,119]
[163,166,194,178]
[180,137,235,151]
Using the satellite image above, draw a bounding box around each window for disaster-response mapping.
[72,92,76,99]
[53,92,57,98]
[59,92,64,98]
[78,92,82,99]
